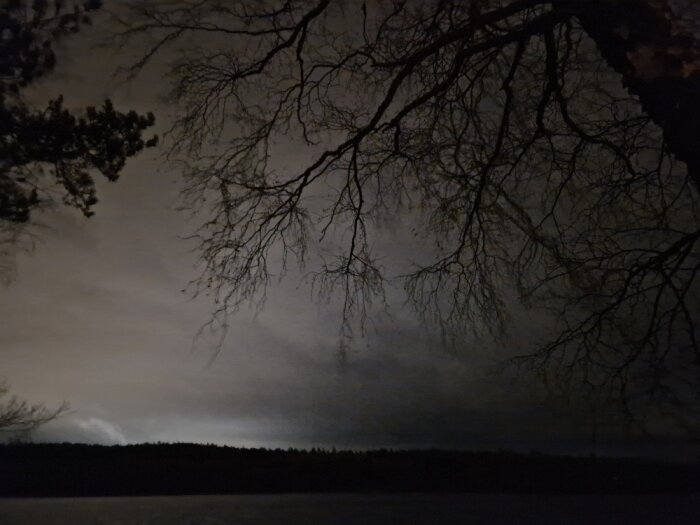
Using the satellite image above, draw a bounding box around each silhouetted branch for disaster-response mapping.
[0,382,67,433]
[117,0,700,423]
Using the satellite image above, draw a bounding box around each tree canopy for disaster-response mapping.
[118,0,700,425]
[0,0,157,431]
[0,0,157,267]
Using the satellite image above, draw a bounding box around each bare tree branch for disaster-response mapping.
[117,0,700,424]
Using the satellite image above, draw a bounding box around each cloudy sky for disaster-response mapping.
[1,2,697,460]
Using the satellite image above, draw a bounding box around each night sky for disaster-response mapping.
[1,2,698,460]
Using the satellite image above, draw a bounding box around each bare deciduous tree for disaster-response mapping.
[117,0,700,423]
[0,382,66,433]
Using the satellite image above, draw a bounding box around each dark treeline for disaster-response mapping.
[1,443,699,497]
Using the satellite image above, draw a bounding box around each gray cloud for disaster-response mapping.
[35,416,128,445]
[1,6,696,462]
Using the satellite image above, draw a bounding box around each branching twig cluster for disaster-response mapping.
[0,382,67,433]
[117,0,700,422]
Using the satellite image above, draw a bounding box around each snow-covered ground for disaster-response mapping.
[1,493,699,525]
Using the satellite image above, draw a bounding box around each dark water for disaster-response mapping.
[1,493,699,524]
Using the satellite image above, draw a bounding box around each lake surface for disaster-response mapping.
[1,493,699,524]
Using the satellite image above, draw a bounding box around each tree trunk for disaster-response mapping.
[559,0,700,189]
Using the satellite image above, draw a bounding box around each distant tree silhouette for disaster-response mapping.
[1,442,699,496]
[118,1,700,425]
[0,0,157,282]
